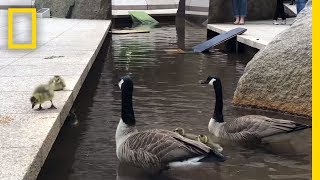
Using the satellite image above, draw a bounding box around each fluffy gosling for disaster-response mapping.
[30,83,56,111]
[197,134,223,152]
[173,127,198,140]
[49,75,66,91]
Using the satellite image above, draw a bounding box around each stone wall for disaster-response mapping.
[35,0,111,19]
[233,1,312,117]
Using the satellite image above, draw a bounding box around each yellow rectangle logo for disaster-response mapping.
[8,8,37,49]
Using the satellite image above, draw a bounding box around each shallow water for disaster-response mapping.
[37,21,311,180]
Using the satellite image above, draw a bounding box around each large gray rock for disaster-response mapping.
[233,1,311,117]
[35,0,111,19]
[208,0,295,23]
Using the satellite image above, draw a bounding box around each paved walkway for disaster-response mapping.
[207,18,295,50]
[0,10,111,180]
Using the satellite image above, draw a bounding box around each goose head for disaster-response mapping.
[200,75,221,87]
[117,76,133,92]
[30,96,39,109]
[197,134,209,144]
[173,127,185,136]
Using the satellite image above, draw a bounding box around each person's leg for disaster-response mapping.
[239,0,247,24]
[232,0,240,24]
[273,0,280,22]
[290,0,294,5]
[279,0,286,20]
[296,0,307,13]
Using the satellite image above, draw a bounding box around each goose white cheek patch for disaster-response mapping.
[209,78,216,86]
[118,79,124,89]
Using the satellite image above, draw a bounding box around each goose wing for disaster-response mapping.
[119,129,214,169]
[222,115,310,140]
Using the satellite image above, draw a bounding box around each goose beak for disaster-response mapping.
[199,80,208,84]
[32,103,35,109]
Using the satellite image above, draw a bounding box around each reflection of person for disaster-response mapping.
[273,0,286,25]
[296,0,308,13]
[289,0,295,5]
[232,0,247,25]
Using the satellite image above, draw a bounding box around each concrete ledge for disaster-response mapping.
[207,18,295,50]
[112,9,177,18]
[0,11,111,180]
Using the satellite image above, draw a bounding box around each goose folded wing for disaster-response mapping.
[122,130,211,166]
[225,115,308,140]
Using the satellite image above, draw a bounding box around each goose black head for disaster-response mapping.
[200,75,221,87]
[117,76,133,92]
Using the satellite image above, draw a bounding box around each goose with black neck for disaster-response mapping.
[115,76,226,174]
[200,75,311,143]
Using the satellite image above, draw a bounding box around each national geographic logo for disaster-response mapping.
[1,0,36,49]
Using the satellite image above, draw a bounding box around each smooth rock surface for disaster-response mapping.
[35,0,111,19]
[233,2,311,117]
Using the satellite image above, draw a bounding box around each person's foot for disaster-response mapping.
[273,20,279,25]
[234,17,240,25]
[239,17,245,25]
[281,19,286,25]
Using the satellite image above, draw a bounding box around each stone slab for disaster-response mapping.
[207,18,295,50]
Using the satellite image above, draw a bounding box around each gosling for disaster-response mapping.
[197,134,223,152]
[173,128,223,152]
[48,75,66,91]
[30,83,56,111]
[173,127,198,140]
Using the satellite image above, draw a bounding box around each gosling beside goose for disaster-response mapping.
[200,75,311,143]
[173,127,198,140]
[115,76,226,173]
[173,127,223,152]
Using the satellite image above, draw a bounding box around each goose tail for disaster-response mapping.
[199,150,227,162]
[292,123,311,132]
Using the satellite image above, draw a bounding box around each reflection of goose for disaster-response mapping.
[200,75,311,143]
[115,76,226,173]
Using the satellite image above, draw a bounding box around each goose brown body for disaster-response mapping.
[202,76,311,143]
[115,76,226,173]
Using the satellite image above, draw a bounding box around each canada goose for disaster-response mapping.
[115,76,226,173]
[200,75,311,143]
[30,83,56,110]
[48,75,66,91]
[173,128,223,152]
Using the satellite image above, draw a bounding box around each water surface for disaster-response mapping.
[38,21,311,180]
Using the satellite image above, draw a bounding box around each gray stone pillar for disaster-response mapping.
[208,0,277,23]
